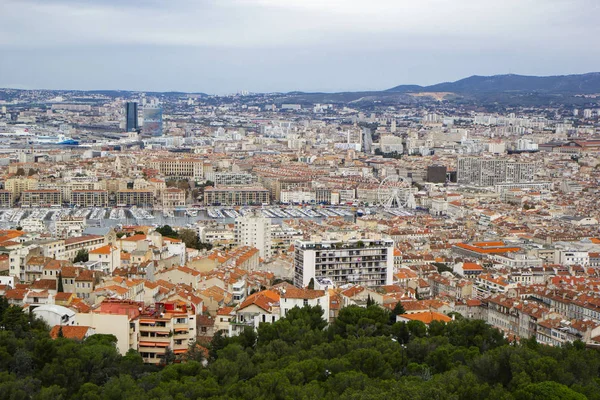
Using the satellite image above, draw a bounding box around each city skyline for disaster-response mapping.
[1,0,599,94]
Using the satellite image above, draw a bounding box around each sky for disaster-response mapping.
[0,0,599,94]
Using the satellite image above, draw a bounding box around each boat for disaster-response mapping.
[33,134,79,146]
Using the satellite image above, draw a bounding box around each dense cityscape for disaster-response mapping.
[2,0,600,395]
[0,87,599,342]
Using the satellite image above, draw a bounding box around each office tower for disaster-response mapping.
[235,214,272,260]
[125,102,139,132]
[362,128,373,153]
[293,239,394,288]
[142,105,163,137]
[426,165,447,183]
[457,157,537,186]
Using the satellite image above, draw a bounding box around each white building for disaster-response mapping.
[33,304,77,327]
[235,214,272,260]
[379,135,404,154]
[293,239,394,288]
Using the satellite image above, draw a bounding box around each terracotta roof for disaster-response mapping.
[55,292,74,301]
[50,325,92,340]
[399,311,452,324]
[89,245,115,255]
[239,290,280,312]
[31,279,57,290]
[217,306,235,316]
[64,235,103,245]
[280,287,325,299]
[76,270,95,282]
[121,234,147,242]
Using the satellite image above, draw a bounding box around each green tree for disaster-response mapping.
[514,381,587,400]
[366,294,375,307]
[73,249,89,263]
[57,272,64,293]
[155,225,178,239]
[392,301,406,316]
[178,228,199,249]
[307,278,315,290]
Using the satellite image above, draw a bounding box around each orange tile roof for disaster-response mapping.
[217,306,235,316]
[280,288,324,299]
[89,245,115,255]
[399,311,452,324]
[50,325,91,340]
[121,234,147,242]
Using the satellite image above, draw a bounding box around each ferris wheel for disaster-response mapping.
[377,175,415,209]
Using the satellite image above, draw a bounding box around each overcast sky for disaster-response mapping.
[1,0,599,94]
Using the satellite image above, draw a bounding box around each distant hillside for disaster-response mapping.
[386,73,600,94]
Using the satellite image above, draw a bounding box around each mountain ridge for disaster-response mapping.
[385,72,600,94]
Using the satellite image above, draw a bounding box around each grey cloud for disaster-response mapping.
[0,0,598,93]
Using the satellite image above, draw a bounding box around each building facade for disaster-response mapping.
[235,214,272,260]
[293,239,394,288]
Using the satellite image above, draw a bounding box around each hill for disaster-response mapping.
[386,72,600,94]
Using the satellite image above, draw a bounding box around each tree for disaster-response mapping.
[366,294,375,307]
[57,272,64,293]
[307,278,315,290]
[392,301,406,316]
[16,168,25,176]
[155,225,178,239]
[178,228,199,249]
[74,249,89,263]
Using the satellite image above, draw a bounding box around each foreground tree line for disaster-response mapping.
[0,296,598,399]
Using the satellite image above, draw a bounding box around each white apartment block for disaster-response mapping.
[293,239,394,288]
[235,214,272,260]
[457,157,537,187]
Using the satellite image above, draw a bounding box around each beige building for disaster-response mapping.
[0,190,13,207]
[161,188,186,208]
[117,190,154,207]
[21,190,62,207]
[5,177,38,196]
[71,190,109,207]
[63,234,113,261]
[149,158,204,180]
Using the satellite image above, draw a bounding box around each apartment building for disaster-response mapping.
[457,157,537,186]
[5,177,38,196]
[63,235,107,261]
[137,301,196,364]
[116,190,154,207]
[21,190,62,207]
[204,187,269,206]
[234,214,272,260]
[204,172,257,186]
[54,217,86,239]
[293,239,394,288]
[0,190,13,207]
[148,158,204,180]
[71,190,109,207]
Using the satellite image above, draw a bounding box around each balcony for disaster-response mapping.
[139,335,170,343]
[139,325,170,333]
[173,322,189,330]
